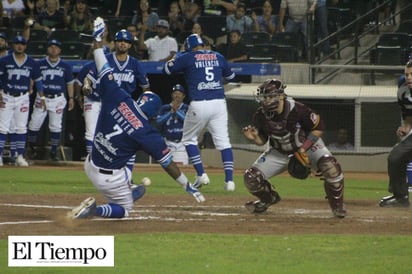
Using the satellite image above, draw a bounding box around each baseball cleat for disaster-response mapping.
[193,173,210,188]
[67,197,97,219]
[245,192,281,213]
[224,181,235,191]
[93,17,105,42]
[131,183,146,202]
[186,183,205,203]
[15,155,29,167]
[379,195,410,208]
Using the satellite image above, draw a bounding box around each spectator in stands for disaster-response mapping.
[132,0,160,33]
[243,0,281,14]
[226,1,256,34]
[252,0,278,35]
[168,0,185,37]
[278,0,317,58]
[126,23,143,59]
[217,29,248,62]
[217,29,251,82]
[33,0,66,35]
[66,0,92,33]
[0,32,8,56]
[26,0,45,17]
[179,0,203,30]
[188,22,214,49]
[328,128,354,151]
[203,0,236,17]
[138,19,178,62]
[314,0,331,57]
[2,0,25,19]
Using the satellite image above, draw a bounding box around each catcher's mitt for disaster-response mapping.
[288,155,311,180]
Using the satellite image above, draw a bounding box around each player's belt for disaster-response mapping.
[98,168,113,175]
[45,93,64,99]
[4,91,27,97]
[88,155,113,175]
[167,139,181,142]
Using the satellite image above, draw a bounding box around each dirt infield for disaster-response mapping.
[0,165,410,238]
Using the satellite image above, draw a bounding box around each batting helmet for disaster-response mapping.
[172,84,186,94]
[114,29,132,43]
[136,91,162,119]
[288,155,311,180]
[184,34,204,51]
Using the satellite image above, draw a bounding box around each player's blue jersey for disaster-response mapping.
[106,53,150,94]
[163,49,235,101]
[156,103,189,141]
[38,57,74,95]
[0,53,42,94]
[90,73,171,169]
[76,61,101,101]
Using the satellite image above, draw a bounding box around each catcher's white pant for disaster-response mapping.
[83,97,101,142]
[182,99,231,150]
[84,155,135,213]
[252,138,331,179]
[0,92,30,134]
[28,94,67,132]
[165,139,188,165]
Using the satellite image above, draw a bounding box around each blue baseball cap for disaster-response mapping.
[114,29,132,43]
[0,32,7,40]
[12,35,27,45]
[172,84,186,94]
[185,34,204,51]
[48,39,62,48]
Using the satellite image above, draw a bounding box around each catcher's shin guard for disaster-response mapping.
[244,167,281,213]
[324,180,346,218]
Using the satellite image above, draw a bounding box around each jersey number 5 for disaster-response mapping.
[205,67,214,81]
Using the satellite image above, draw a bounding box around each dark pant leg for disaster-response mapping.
[387,136,412,196]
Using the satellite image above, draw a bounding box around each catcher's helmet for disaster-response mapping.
[255,79,286,116]
[172,84,186,94]
[114,29,132,43]
[184,34,204,51]
[136,91,162,119]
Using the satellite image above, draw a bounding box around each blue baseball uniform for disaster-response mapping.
[157,101,189,164]
[0,52,43,165]
[28,56,74,159]
[106,53,150,94]
[164,46,237,191]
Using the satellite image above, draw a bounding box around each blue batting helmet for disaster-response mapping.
[172,84,185,94]
[184,34,204,51]
[114,29,132,43]
[136,91,162,119]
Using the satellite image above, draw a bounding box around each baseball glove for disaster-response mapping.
[288,155,311,180]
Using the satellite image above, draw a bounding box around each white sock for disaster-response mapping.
[176,173,189,188]
[93,48,108,73]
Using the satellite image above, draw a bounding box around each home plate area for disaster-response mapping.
[1,194,412,237]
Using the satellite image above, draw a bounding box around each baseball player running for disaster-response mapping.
[0,35,45,167]
[242,79,346,218]
[27,39,75,161]
[68,17,205,219]
[163,34,236,191]
[156,84,189,165]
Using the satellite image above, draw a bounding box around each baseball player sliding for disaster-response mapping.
[68,17,205,219]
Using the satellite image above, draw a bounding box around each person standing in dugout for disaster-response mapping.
[241,79,346,218]
[379,61,412,208]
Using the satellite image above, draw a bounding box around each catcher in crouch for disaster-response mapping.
[241,79,346,218]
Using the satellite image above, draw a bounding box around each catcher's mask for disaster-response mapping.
[255,79,287,118]
[288,155,311,180]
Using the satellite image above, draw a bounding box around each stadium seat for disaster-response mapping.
[242,31,271,46]
[376,32,411,50]
[29,29,48,42]
[60,42,86,60]
[49,30,80,42]
[197,16,227,40]
[271,32,304,56]
[26,41,47,58]
[370,46,408,66]
[107,16,132,33]
[396,19,412,34]
[247,43,277,62]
